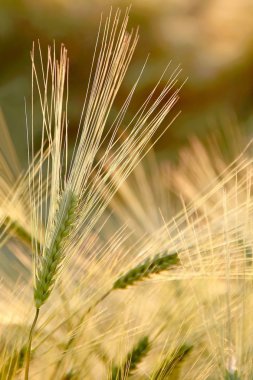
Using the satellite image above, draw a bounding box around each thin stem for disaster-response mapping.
[24,308,40,380]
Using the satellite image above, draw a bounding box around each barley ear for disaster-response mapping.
[34,189,77,308]
[113,252,179,289]
[111,336,150,380]
[25,189,77,379]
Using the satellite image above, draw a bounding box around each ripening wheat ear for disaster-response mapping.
[113,251,179,289]
[24,8,182,378]
[33,189,77,308]
[111,336,150,379]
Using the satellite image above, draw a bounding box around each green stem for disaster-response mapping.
[24,308,40,380]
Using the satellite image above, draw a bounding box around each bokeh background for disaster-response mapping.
[1,0,253,165]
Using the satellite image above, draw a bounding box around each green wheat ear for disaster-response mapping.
[34,189,77,308]
[25,189,78,379]
[113,252,179,289]
[111,336,150,380]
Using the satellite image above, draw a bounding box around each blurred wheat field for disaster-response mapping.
[0,8,253,380]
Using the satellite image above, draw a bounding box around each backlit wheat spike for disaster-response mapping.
[111,336,150,379]
[27,8,182,308]
[24,8,182,378]
[34,189,77,308]
[113,252,179,289]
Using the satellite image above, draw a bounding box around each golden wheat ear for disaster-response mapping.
[34,189,77,308]
[24,7,183,377]
[29,7,182,307]
[113,251,179,289]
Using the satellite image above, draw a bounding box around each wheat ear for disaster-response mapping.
[111,336,150,380]
[34,189,77,308]
[113,252,179,289]
[25,189,77,380]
